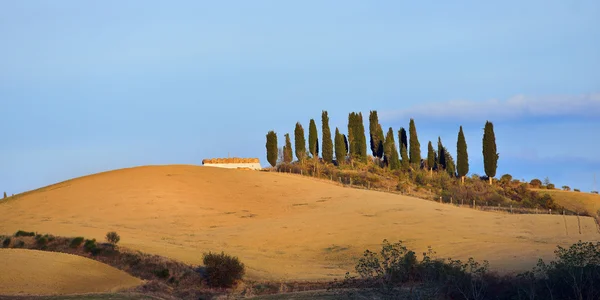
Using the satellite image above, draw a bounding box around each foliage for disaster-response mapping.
[546,183,555,190]
[265,131,278,167]
[334,128,346,165]
[348,112,368,163]
[154,268,170,279]
[369,110,384,159]
[383,127,400,170]
[482,121,499,181]
[321,111,333,163]
[400,143,409,170]
[457,125,469,179]
[408,119,421,167]
[444,149,457,177]
[70,237,85,248]
[562,185,571,191]
[14,230,35,237]
[3,192,6,199]
[437,137,446,170]
[500,174,512,183]
[398,127,408,152]
[530,179,542,188]
[202,251,245,288]
[3,237,10,247]
[106,231,121,245]
[283,133,293,163]
[574,189,581,192]
[308,119,319,158]
[294,122,306,161]
[543,177,551,186]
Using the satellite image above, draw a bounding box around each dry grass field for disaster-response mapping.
[0,249,142,295]
[0,165,598,282]
[534,188,600,217]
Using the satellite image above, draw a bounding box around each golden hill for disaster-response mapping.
[0,165,598,281]
[535,188,600,217]
[0,249,142,295]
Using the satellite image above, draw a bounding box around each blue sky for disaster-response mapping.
[1,0,599,194]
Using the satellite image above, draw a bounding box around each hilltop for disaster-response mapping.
[0,165,597,281]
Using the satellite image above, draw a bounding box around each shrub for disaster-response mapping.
[562,185,571,191]
[500,174,512,183]
[2,237,10,247]
[574,189,581,192]
[105,231,120,245]
[15,240,25,248]
[529,179,542,188]
[547,183,555,189]
[84,238,101,255]
[14,230,35,237]
[154,268,170,279]
[70,237,85,248]
[36,236,48,246]
[202,251,245,288]
[592,191,599,194]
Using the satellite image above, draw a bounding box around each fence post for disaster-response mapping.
[368,182,370,190]
[450,197,453,204]
[439,197,442,203]
[301,170,303,176]
[549,209,552,215]
[473,200,475,209]
[510,205,513,214]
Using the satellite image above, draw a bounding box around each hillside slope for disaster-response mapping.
[0,249,142,295]
[0,165,598,280]
[535,189,600,217]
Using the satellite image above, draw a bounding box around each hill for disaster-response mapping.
[534,188,600,217]
[0,165,598,281]
[0,249,142,295]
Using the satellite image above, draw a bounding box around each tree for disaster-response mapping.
[400,143,409,170]
[294,122,306,162]
[444,148,456,177]
[321,111,333,163]
[349,112,367,163]
[369,111,384,159]
[3,192,6,199]
[283,133,293,163]
[383,127,399,169]
[427,141,435,173]
[334,128,346,165]
[266,131,278,167]
[456,126,469,184]
[482,121,499,185]
[437,137,447,170]
[398,127,408,151]
[562,185,571,191]
[308,119,319,159]
[530,179,542,188]
[343,134,349,154]
[408,119,421,167]
[105,231,120,245]
[347,113,355,159]
[543,177,551,186]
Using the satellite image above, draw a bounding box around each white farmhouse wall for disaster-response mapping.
[202,163,262,170]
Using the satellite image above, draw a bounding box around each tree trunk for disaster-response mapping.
[461,176,465,185]
[489,176,492,185]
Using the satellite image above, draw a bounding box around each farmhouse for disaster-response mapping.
[201,157,262,170]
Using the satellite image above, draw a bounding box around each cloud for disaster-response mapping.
[380,93,600,122]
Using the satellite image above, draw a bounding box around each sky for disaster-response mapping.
[1,0,599,194]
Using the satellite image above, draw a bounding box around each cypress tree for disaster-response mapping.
[384,127,400,170]
[483,121,499,185]
[398,127,408,151]
[283,133,293,163]
[408,119,421,167]
[308,119,319,158]
[400,143,409,170]
[456,126,469,184]
[444,148,456,177]
[321,111,333,163]
[437,137,447,170]
[266,131,278,167]
[3,192,6,199]
[427,141,435,172]
[334,128,346,165]
[348,112,367,163]
[347,113,355,159]
[369,111,384,159]
[294,122,306,161]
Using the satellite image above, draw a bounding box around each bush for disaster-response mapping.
[84,238,102,255]
[70,237,85,248]
[14,230,35,237]
[592,191,599,194]
[154,268,170,279]
[529,179,542,188]
[562,185,571,191]
[105,231,120,245]
[2,237,10,247]
[574,189,581,192]
[36,236,48,247]
[15,240,25,248]
[500,174,512,183]
[547,183,555,189]
[202,251,245,288]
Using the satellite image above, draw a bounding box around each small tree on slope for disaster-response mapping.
[265,131,278,168]
[482,121,499,185]
[321,111,333,164]
[457,126,469,184]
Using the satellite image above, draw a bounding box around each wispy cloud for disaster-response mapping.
[380,93,600,122]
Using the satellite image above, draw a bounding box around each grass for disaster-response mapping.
[534,188,600,216]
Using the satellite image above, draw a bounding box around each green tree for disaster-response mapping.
[283,133,293,163]
[437,137,446,170]
[3,192,6,199]
[343,134,349,154]
[398,127,408,151]
[347,113,355,159]
[427,141,435,172]
[400,143,409,170]
[384,127,400,170]
[456,126,469,184]
[334,128,346,165]
[265,131,278,167]
[321,111,333,163]
[408,119,421,167]
[308,119,319,158]
[348,112,368,163]
[482,121,499,185]
[369,111,384,159]
[444,149,456,177]
[294,122,306,162]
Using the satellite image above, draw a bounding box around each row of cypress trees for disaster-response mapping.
[266,111,499,184]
